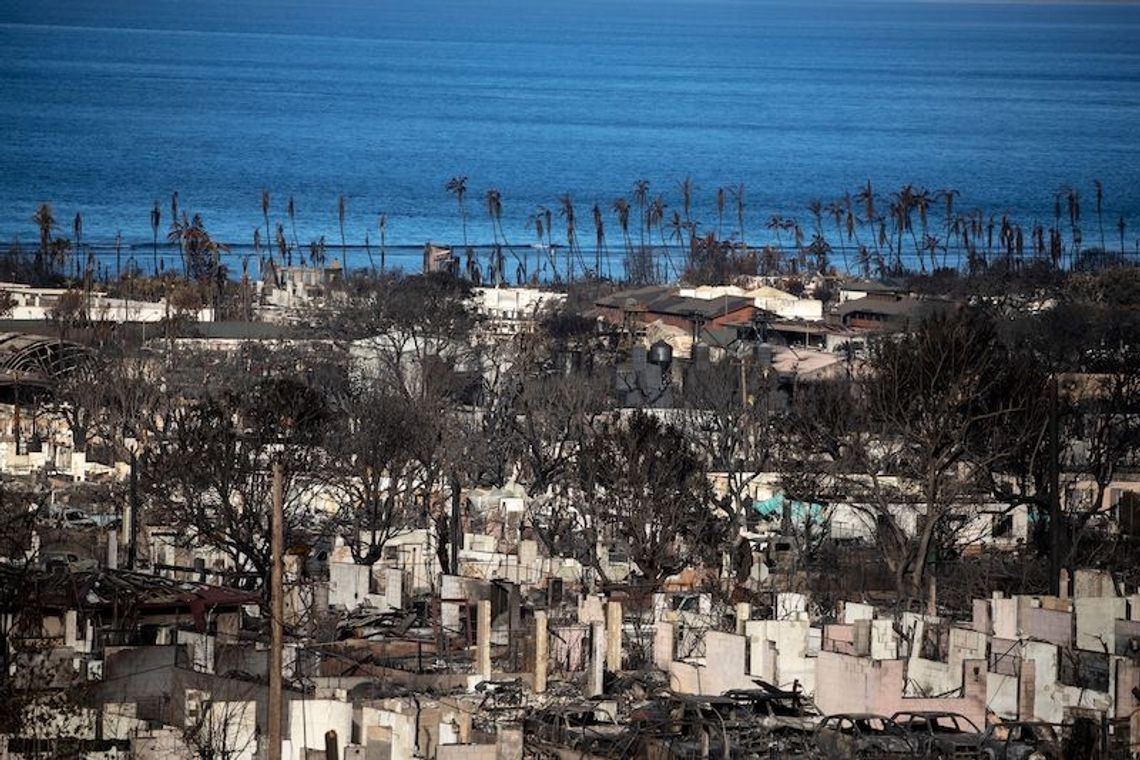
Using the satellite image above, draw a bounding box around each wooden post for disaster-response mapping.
[268,462,284,760]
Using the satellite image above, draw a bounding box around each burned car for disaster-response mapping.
[814,713,917,757]
[890,711,983,758]
[722,688,822,736]
[977,721,1062,760]
[629,693,777,758]
[524,702,627,756]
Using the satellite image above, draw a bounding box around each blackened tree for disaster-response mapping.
[576,412,724,587]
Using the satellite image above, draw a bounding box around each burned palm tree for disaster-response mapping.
[72,212,83,279]
[32,202,56,277]
[913,187,932,264]
[114,229,124,280]
[287,195,299,257]
[253,227,262,274]
[846,205,858,246]
[169,192,184,275]
[592,202,607,278]
[559,193,580,283]
[150,200,162,276]
[1067,186,1082,256]
[678,176,694,250]
[807,199,824,239]
[889,184,920,270]
[378,213,388,272]
[275,224,288,274]
[612,197,632,256]
[261,189,271,267]
[484,188,505,284]
[807,232,831,274]
[1093,179,1106,252]
[484,188,522,282]
[716,186,727,238]
[856,180,880,258]
[787,219,805,272]
[446,176,469,249]
[824,199,848,273]
[647,194,673,278]
[856,244,873,279]
[532,206,557,279]
[632,179,650,252]
[1118,216,1127,257]
[938,188,959,268]
[530,210,547,279]
[337,194,348,266]
[170,212,229,283]
[309,236,327,267]
[668,211,685,274]
[766,215,785,253]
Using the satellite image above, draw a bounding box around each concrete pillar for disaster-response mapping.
[477,599,492,679]
[587,622,605,697]
[385,568,403,610]
[71,450,86,482]
[1017,659,1036,720]
[106,529,118,570]
[605,601,622,672]
[495,723,523,760]
[508,584,522,671]
[534,611,549,694]
[518,540,537,579]
[735,603,751,635]
[759,640,777,684]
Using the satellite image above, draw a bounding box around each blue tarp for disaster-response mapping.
[752,493,825,521]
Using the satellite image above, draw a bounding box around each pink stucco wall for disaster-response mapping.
[814,651,988,729]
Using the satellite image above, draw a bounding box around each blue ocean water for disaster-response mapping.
[1,0,1139,271]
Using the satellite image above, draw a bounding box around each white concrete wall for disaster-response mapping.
[745,618,817,694]
[329,560,373,609]
[1075,597,1127,653]
[286,699,354,760]
[361,701,419,760]
[1022,641,1115,724]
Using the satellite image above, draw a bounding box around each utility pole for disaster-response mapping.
[449,472,461,575]
[268,462,284,760]
[739,357,747,411]
[1048,375,1062,596]
[127,448,138,569]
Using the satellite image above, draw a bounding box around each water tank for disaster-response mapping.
[648,340,673,368]
[692,343,711,366]
[754,342,774,367]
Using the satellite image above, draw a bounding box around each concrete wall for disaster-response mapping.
[1074,596,1127,653]
[286,699,354,760]
[815,652,988,729]
[1021,640,1114,724]
[1023,607,1072,648]
[745,619,816,694]
[667,631,756,696]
